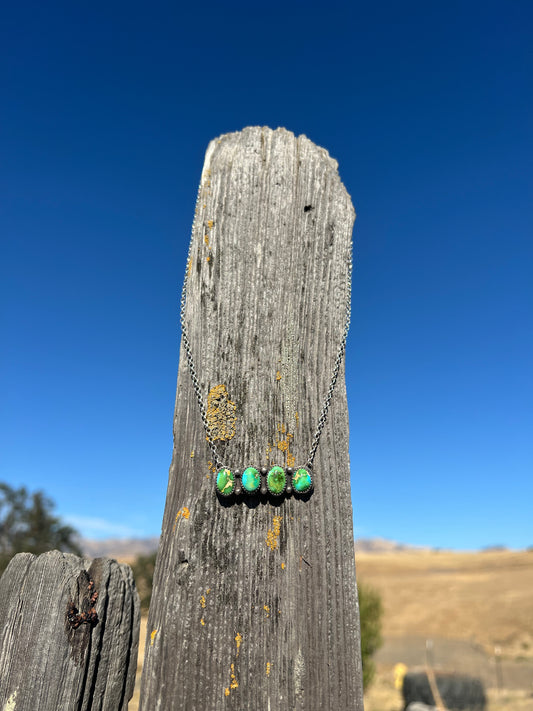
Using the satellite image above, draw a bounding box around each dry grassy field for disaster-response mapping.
[128,549,533,709]
[356,549,533,711]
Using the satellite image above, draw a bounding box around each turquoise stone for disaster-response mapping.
[216,468,235,496]
[267,466,286,495]
[242,467,260,493]
[292,467,312,493]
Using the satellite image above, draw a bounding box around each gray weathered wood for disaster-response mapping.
[140,126,363,710]
[0,551,140,710]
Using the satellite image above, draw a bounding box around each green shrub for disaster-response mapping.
[131,551,157,612]
[358,581,383,688]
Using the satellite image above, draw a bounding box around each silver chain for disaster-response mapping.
[180,186,352,472]
[306,255,352,468]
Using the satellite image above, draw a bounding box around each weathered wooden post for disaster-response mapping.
[0,551,140,710]
[140,126,363,710]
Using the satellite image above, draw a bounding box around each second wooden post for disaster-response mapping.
[140,126,364,710]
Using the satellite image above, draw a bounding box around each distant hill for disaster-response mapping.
[80,536,159,559]
[80,535,427,559]
[354,537,430,553]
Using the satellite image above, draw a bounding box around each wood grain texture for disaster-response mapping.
[140,126,363,710]
[0,551,140,710]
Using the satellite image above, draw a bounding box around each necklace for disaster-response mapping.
[180,193,353,501]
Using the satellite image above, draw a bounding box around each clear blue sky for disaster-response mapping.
[1,1,531,549]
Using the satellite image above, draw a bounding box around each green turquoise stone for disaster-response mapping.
[216,468,235,496]
[267,466,286,495]
[242,467,260,493]
[292,467,312,493]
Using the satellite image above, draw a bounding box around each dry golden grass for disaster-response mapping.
[129,615,146,711]
[356,549,533,659]
[359,549,533,711]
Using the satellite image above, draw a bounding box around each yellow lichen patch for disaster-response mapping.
[207,219,214,229]
[150,629,157,646]
[276,370,282,381]
[295,411,299,428]
[204,234,210,246]
[190,450,195,458]
[207,460,217,473]
[266,662,271,676]
[266,515,282,551]
[224,662,238,697]
[199,588,211,612]
[230,663,238,690]
[263,604,270,618]
[281,562,285,570]
[206,385,236,442]
[223,632,242,697]
[173,506,190,530]
[200,618,205,626]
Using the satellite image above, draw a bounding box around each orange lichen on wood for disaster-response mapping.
[266,515,282,551]
[206,385,236,442]
[150,629,157,646]
[200,588,211,611]
[266,662,271,676]
[263,604,270,618]
[204,229,212,262]
[224,635,242,697]
[173,506,190,531]
[230,663,238,690]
